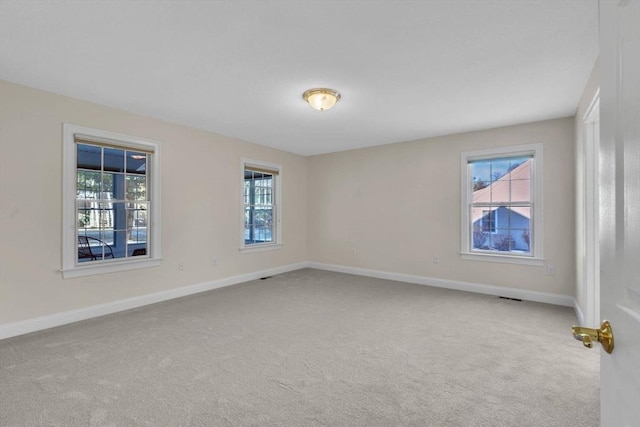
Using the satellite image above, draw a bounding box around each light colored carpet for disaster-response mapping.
[0,268,599,426]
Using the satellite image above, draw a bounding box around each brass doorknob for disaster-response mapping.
[572,320,614,354]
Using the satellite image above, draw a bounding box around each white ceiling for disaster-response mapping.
[0,1,598,156]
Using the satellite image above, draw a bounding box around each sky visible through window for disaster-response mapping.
[471,156,530,184]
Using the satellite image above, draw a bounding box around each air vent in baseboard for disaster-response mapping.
[499,296,522,302]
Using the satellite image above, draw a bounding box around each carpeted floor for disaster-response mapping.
[0,268,599,426]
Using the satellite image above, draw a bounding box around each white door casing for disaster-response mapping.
[599,1,640,426]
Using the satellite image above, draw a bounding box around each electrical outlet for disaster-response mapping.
[546,264,556,276]
[178,262,184,271]
[212,256,217,266]
[351,247,357,255]
[433,255,440,264]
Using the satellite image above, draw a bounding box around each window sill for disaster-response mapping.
[62,258,162,278]
[239,243,283,254]
[460,252,544,266]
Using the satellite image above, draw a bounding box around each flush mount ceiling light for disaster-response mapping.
[303,88,341,111]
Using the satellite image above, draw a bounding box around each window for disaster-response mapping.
[461,143,543,265]
[240,159,282,253]
[63,124,161,278]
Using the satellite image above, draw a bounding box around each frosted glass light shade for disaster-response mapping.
[303,88,341,111]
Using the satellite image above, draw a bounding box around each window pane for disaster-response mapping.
[77,171,102,199]
[493,229,515,251]
[510,178,531,203]
[77,203,98,229]
[472,224,490,250]
[94,234,110,260]
[244,207,273,244]
[471,206,484,226]
[130,245,148,257]
[481,209,496,232]
[471,159,511,186]
[126,151,147,174]
[126,176,147,200]
[484,233,497,250]
[103,148,124,172]
[128,202,148,225]
[470,160,492,184]
[489,179,511,204]
[127,202,147,243]
[102,172,118,200]
[504,228,531,253]
[509,206,530,229]
[519,229,532,252]
[77,144,101,171]
[111,230,127,259]
[95,207,113,232]
[127,227,147,244]
[77,230,114,262]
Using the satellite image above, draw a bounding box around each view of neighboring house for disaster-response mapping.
[471,159,532,253]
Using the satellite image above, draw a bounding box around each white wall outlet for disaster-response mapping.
[178,262,185,271]
[351,247,357,255]
[212,256,217,266]
[546,264,556,276]
[433,255,440,264]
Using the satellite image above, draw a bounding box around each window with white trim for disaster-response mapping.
[62,124,161,278]
[240,159,282,253]
[461,143,543,265]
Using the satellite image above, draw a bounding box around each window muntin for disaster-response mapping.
[62,124,161,278]
[461,144,543,265]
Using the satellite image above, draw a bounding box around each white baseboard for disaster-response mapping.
[0,262,308,340]
[1,260,576,340]
[308,262,575,307]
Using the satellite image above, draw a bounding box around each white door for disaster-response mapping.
[599,1,640,426]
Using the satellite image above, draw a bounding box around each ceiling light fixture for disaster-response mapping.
[303,88,341,111]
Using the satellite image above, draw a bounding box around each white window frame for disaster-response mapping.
[460,143,544,266]
[62,124,162,278]
[240,158,282,254]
